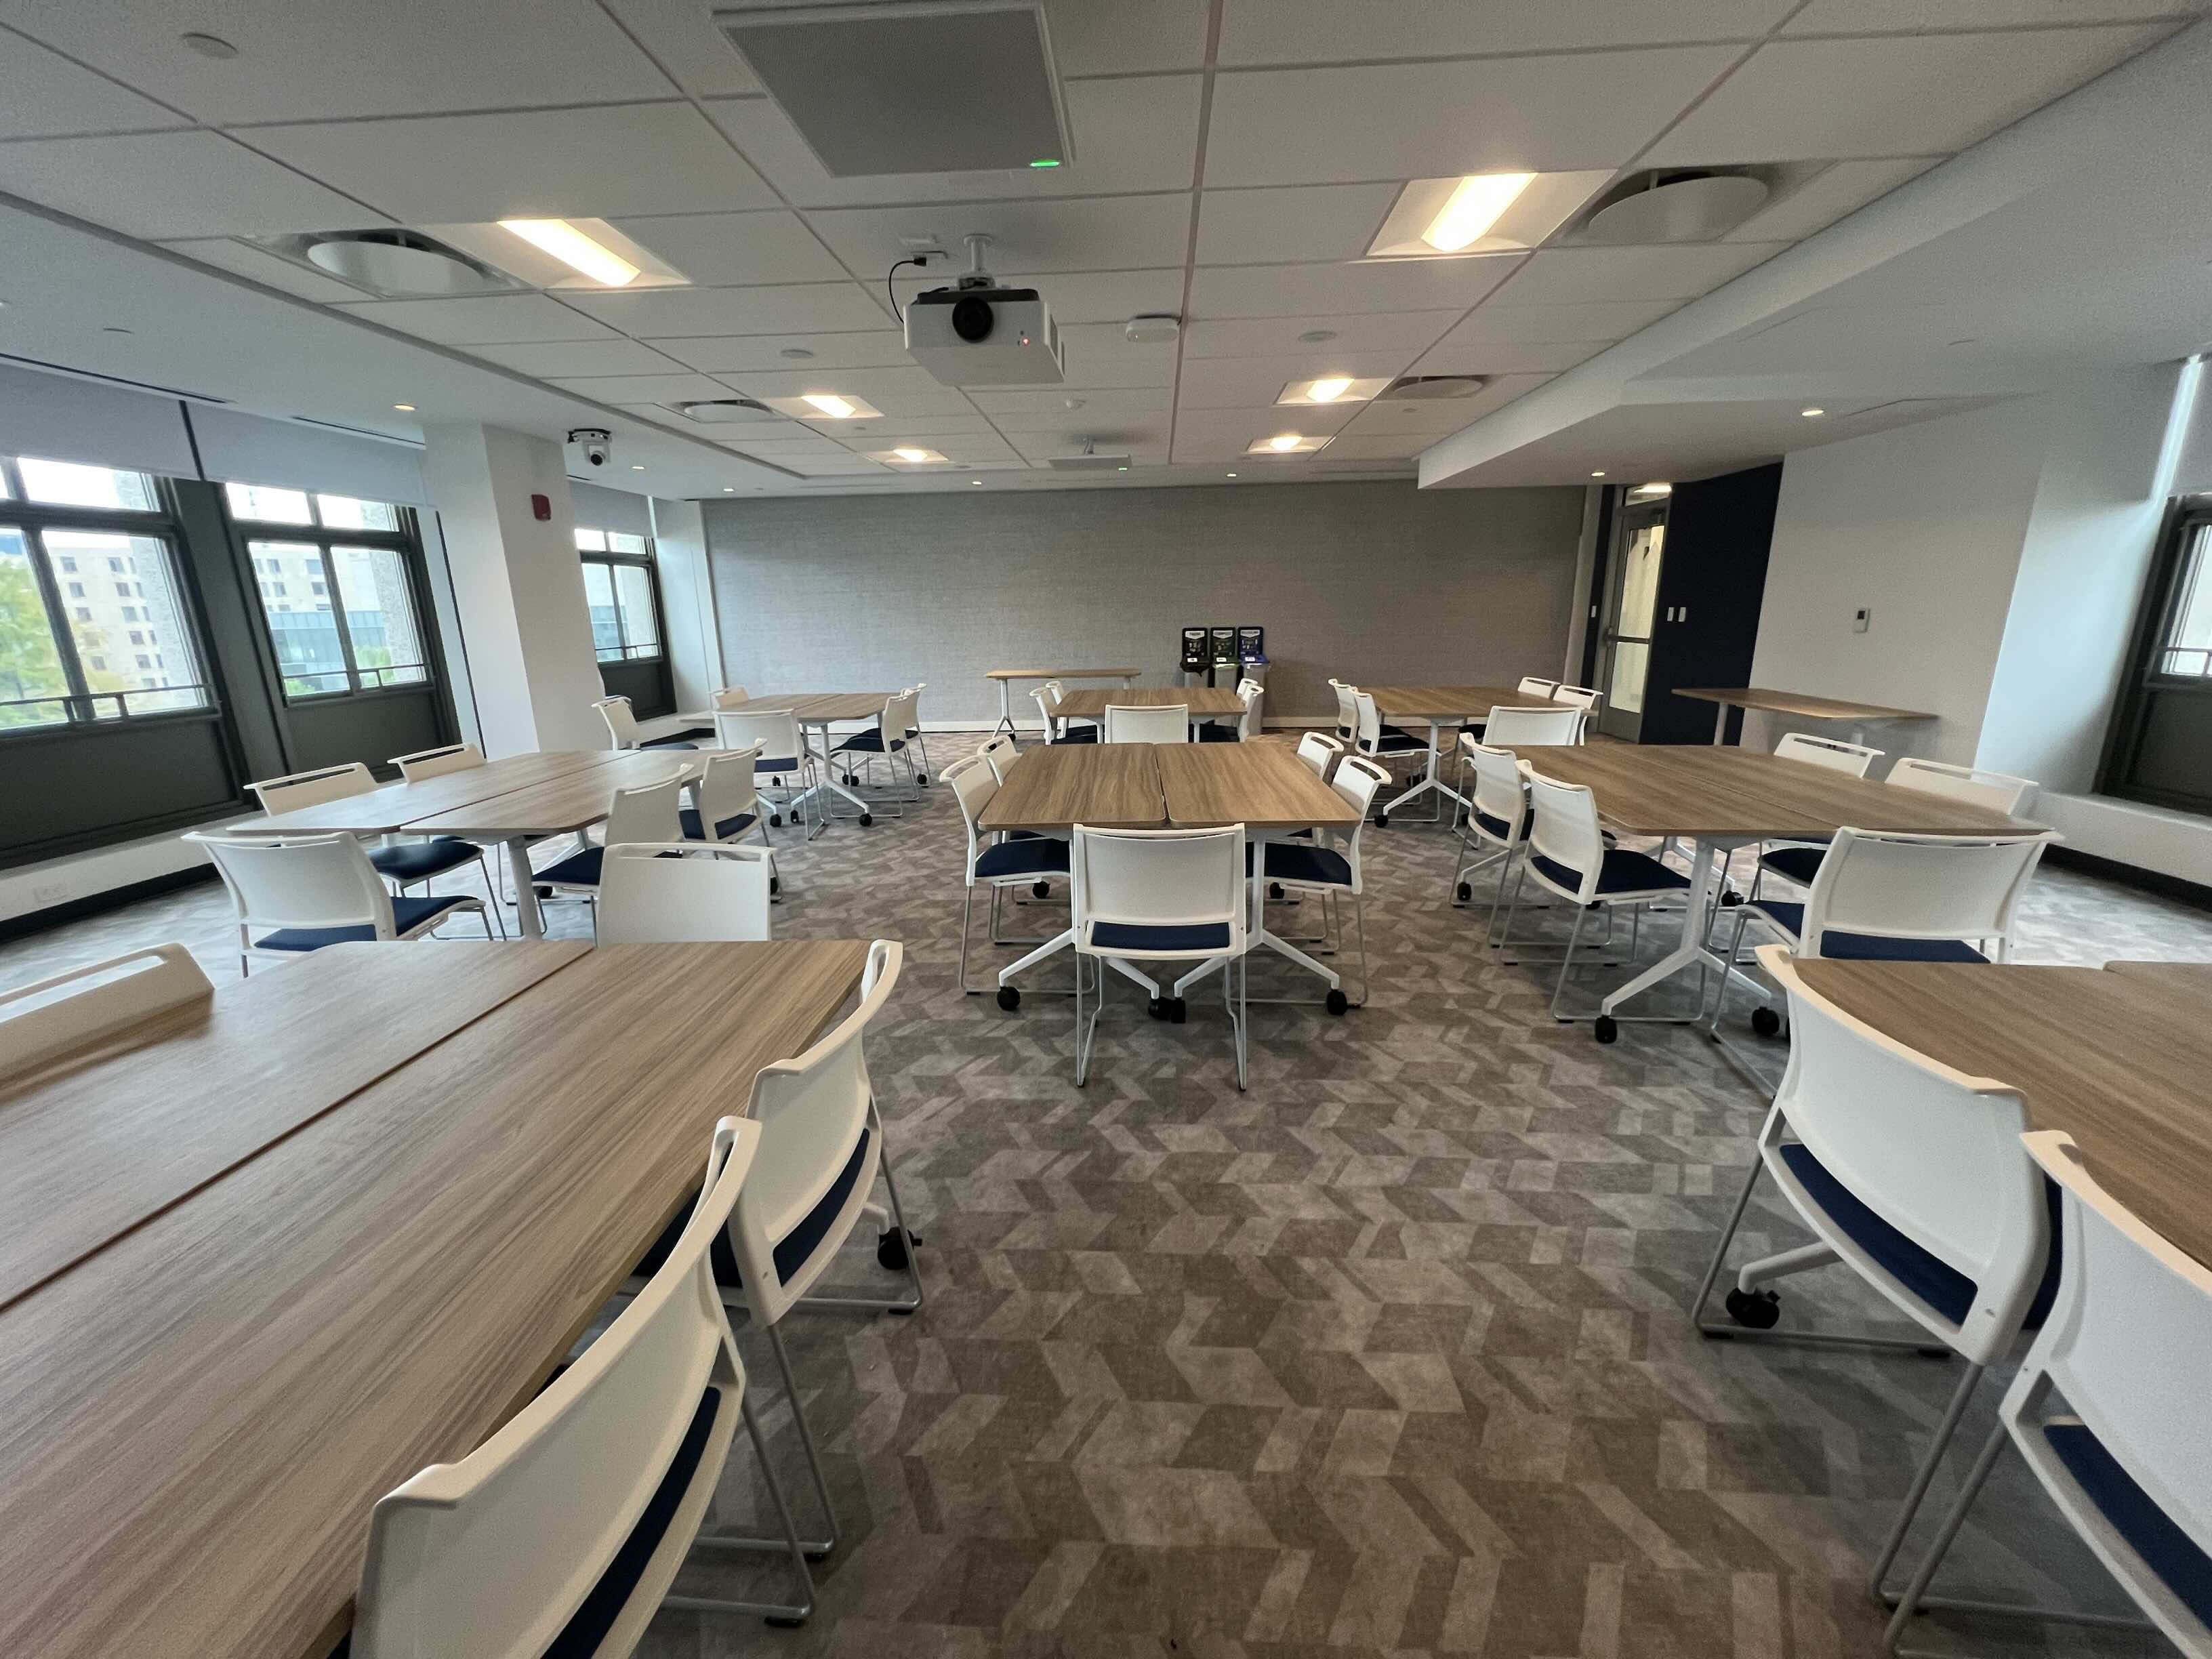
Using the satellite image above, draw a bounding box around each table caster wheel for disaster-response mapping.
[1594,1015,1619,1044]
[1750,1005,1782,1038]
[1455,882,1472,902]
[859,812,874,827]
[1326,989,1349,1015]
[996,985,1020,1010]
[1031,880,1050,899]
[877,1227,919,1270]
[1725,1287,1781,1329]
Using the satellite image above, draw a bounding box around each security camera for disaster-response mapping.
[567,428,613,468]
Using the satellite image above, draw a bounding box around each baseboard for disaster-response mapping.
[2043,844,2212,915]
[0,863,220,944]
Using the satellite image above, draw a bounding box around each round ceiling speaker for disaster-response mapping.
[677,398,782,425]
[1582,171,1769,245]
[306,230,499,295]
[1380,374,1490,401]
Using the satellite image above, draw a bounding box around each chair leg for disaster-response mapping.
[669,1389,819,1624]
[1073,951,1094,1086]
[1231,947,1248,1090]
[474,855,509,939]
[1868,1359,1987,1599]
[1351,889,1370,1008]
[958,886,977,994]
[1548,905,1591,1019]
[767,1323,840,1549]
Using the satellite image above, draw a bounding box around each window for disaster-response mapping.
[575,526,663,663]
[228,483,432,699]
[0,457,209,730]
[2102,505,2212,814]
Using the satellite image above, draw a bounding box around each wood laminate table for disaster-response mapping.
[242,749,622,836]
[985,666,1140,734]
[1675,686,1937,746]
[1364,686,1559,821]
[1516,745,2045,1036]
[1795,959,2212,1271]
[0,937,869,1659]
[1053,686,1248,720]
[978,742,1166,834]
[711,693,895,825]
[2100,959,2212,994]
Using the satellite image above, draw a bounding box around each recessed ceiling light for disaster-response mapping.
[496,219,638,287]
[1246,433,1333,456]
[630,464,645,471]
[1277,375,1389,407]
[779,346,815,359]
[1268,434,1301,451]
[393,403,415,412]
[1590,470,1605,478]
[1306,377,1352,403]
[1116,465,1128,472]
[180,31,238,58]
[970,478,983,485]
[1225,472,1237,478]
[1630,481,1673,497]
[1424,173,1536,252]
[800,392,857,419]
[1800,407,1826,418]
[722,485,735,491]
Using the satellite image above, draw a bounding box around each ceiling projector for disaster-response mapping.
[904,233,1063,387]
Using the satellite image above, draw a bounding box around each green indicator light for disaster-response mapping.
[1029,157,1061,168]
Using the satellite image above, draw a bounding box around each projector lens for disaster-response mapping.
[951,297,995,343]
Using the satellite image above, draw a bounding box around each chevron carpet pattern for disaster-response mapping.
[3,733,2206,1659]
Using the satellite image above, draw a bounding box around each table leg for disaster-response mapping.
[1713,703,1730,745]
[1176,832,1339,998]
[1378,719,1470,821]
[802,719,874,821]
[1597,833,1723,1019]
[994,679,1017,738]
[506,837,544,939]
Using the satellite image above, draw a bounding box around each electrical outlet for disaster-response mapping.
[1853,606,1871,634]
[30,880,68,907]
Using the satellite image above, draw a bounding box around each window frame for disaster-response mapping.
[224,486,439,703]
[2098,497,2212,815]
[577,532,668,665]
[0,455,219,735]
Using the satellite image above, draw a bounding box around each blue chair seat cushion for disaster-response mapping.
[1758,843,1828,885]
[1250,842,1351,888]
[1530,848,1690,899]
[535,845,604,888]
[1197,722,1242,743]
[254,893,474,951]
[368,836,481,882]
[2043,1420,2212,1628]
[1053,725,1099,745]
[975,838,1071,880]
[678,806,759,841]
[1472,806,1532,843]
[833,728,903,754]
[1089,920,1233,954]
[756,755,801,774]
[1744,901,1990,963]
[1366,733,1427,755]
[635,1126,873,1291]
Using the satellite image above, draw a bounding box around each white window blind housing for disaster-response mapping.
[0,363,196,478]
[570,478,651,536]
[189,406,428,505]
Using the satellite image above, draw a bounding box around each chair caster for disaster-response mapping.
[1326,989,1349,1015]
[1455,881,1472,902]
[877,1227,919,1270]
[533,884,552,900]
[1594,1015,1619,1044]
[1720,888,1744,906]
[1374,813,1389,828]
[1725,1287,1781,1329]
[1031,880,1050,899]
[1750,1005,1782,1038]
[1147,996,1166,1020]
[770,813,783,827]
[859,813,873,827]
[1268,882,1285,901]
[765,1614,808,1629]
[996,985,1020,1010]
[916,772,928,785]
[770,876,781,896]
[1168,996,1187,1024]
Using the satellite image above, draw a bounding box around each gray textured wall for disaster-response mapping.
[702,480,1584,724]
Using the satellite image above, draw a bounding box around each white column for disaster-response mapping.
[421,423,606,756]
[649,496,722,716]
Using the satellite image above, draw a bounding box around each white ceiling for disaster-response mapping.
[0,0,2198,497]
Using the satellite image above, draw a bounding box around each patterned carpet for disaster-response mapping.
[6,732,2209,1659]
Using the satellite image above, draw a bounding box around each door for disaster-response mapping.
[1597,499,1668,740]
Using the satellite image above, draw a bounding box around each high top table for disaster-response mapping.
[985,667,1139,735]
[1675,686,1936,747]
[1364,685,1558,823]
[1519,745,2045,1040]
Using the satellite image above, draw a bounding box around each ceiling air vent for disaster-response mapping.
[714,1,1073,176]
[1380,375,1491,401]
[677,398,782,426]
[1581,169,1769,245]
[298,230,507,296]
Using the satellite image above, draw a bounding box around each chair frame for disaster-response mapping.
[1516,771,1693,1025]
[713,708,821,841]
[1101,702,1191,744]
[946,752,1071,996]
[1251,754,1382,1010]
[595,842,775,945]
[190,830,493,974]
[832,688,922,811]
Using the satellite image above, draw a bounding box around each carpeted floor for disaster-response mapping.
[5,731,2208,1659]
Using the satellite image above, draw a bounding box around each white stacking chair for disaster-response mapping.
[1029,682,1097,745]
[594,693,697,753]
[1517,769,1694,1036]
[830,687,922,809]
[1776,731,1883,775]
[1517,676,1559,697]
[975,733,1021,785]
[1103,702,1189,743]
[531,775,687,933]
[1071,823,1248,1089]
[1883,1130,2212,1656]
[0,943,211,1082]
[351,1118,819,1651]
[1252,754,1385,1011]
[1889,757,2039,816]
[1720,731,1889,903]
[1448,738,1533,936]
[1328,678,1360,743]
[385,745,512,928]
[904,681,931,783]
[711,684,752,709]
[1551,683,1603,715]
[391,743,485,782]
[680,746,778,897]
[1200,678,1261,743]
[1692,947,2059,1619]
[1481,703,1586,748]
[947,753,1069,994]
[596,844,774,944]
[250,760,498,922]
[1295,731,1343,779]
[189,830,492,975]
[714,708,819,839]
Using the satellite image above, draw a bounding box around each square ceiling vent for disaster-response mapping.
[714,1,1072,176]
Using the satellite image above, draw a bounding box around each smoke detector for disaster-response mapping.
[299,230,506,295]
[1049,437,1132,471]
[1582,169,1769,245]
[1380,374,1491,401]
[676,397,783,426]
[1125,314,1180,345]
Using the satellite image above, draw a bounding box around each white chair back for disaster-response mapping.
[248,762,377,816]
[1774,731,1881,777]
[714,709,804,771]
[1517,676,1559,697]
[1521,771,1608,903]
[593,694,644,750]
[1295,731,1343,777]
[1233,681,1262,739]
[1460,739,1530,848]
[1030,685,1065,741]
[712,685,752,709]
[1326,756,1389,891]
[597,844,772,943]
[1328,678,1359,741]
[880,688,920,743]
[1888,757,2037,817]
[1351,690,1391,754]
[1073,825,1246,949]
[0,944,211,1082]
[190,832,396,937]
[975,734,1020,785]
[1482,703,1584,747]
[1799,827,2054,960]
[352,1117,752,1659]
[905,683,926,736]
[728,942,902,1326]
[694,746,760,839]
[1551,683,1603,714]
[602,775,687,846]
[1764,947,2046,1359]
[1103,703,1189,744]
[945,754,1000,881]
[2010,1129,2212,1647]
[390,744,485,783]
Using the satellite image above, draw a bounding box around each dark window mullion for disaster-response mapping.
[23,525,95,722]
[314,541,368,693]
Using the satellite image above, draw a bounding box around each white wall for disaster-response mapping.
[649,497,719,721]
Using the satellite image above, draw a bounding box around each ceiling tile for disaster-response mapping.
[1175,352,1418,408]
[1316,433,1433,459]
[606,211,846,285]
[1785,0,2198,30]
[1486,244,1785,306]
[1204,48,1740,186]
[1343,374,1556,431]
[251,104,777,223]
[717,364,977,415]
[1216,0,1795,62]
[0,130,381,238]
[545,373,730,402]
[600,0,763,97]
[661,331,914,373]
[1724,157,1942,242]
[1195,184,1400,266]
[701,75,1200,208]
[467,338,687,376]
[780,454,892,475]
[1189,256,1520,318]
[809,194,1192,276]
[968,386,1170,417]
[558,283,890,337]
[333,295,621,346]
[161,238,370,302]
[1007,428,1170,457]
[1433,300,1682,346]
[1647,26,2174,163]
[1052,325,1179,388]
[815,414,1000,438]
[1174,404,1364,443]
[1407,339,1609,375]
[1183,311,1465,357]
[1047,0,1211,71]
[0,30,188,137]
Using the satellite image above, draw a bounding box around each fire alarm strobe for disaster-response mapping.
[905,232,1064,387]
